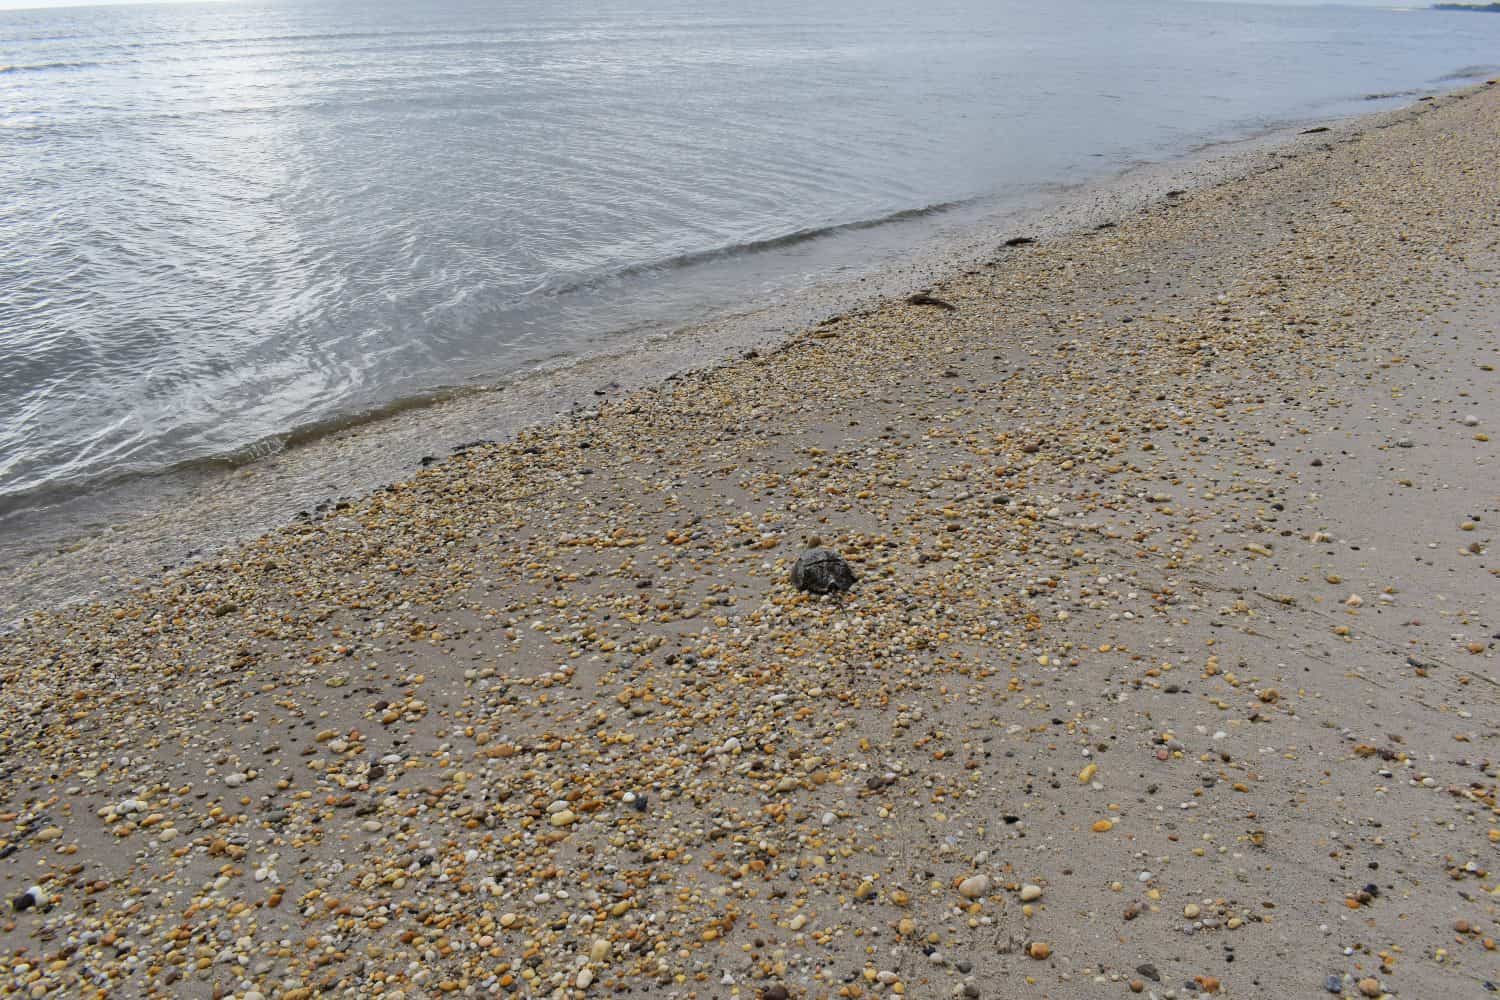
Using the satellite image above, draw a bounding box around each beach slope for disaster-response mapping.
[1,85,1497,998]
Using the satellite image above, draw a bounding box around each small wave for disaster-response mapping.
[0,59,101,74]
[0,385,478,522]
[1432,64,1500,82]
[533,199,968,301]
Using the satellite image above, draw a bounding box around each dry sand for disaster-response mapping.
[0,83,1497,1000]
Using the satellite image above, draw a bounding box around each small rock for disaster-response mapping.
[907,293,957,312]
[11,887,46,912]
[958,874,991,899]
[1019,884,1043,902]
[1027,941,1052,960]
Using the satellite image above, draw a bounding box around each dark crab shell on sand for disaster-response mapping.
[790,548,857,594]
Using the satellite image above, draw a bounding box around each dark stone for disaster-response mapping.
[762,988,790,1000]
[1003,236,1036,246]
[790,549,856,595]
[1136,963,1160,982]
[907,293,957,312]
[1301,126,1331,134]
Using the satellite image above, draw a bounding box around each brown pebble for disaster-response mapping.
[1028,941,1051,960]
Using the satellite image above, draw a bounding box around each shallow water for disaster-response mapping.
[2,0,1499,521]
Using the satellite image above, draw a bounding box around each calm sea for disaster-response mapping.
[2,0,1499,520]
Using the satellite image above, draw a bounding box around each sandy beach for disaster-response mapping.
[1,78,1497,1000]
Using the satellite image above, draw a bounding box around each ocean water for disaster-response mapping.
[2,0,1499,523]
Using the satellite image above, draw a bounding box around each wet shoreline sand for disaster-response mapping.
[1,83,1497,999]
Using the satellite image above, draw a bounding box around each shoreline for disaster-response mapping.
[0,76,1496,1000]
[0,82,1480,627]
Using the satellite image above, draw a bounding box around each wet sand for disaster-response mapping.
[0,83,1497,1000]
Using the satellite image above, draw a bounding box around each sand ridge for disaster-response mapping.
[0,84,1496,999]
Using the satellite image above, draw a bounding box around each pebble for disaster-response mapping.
[958,874,992,899]
[10,887,46,912]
